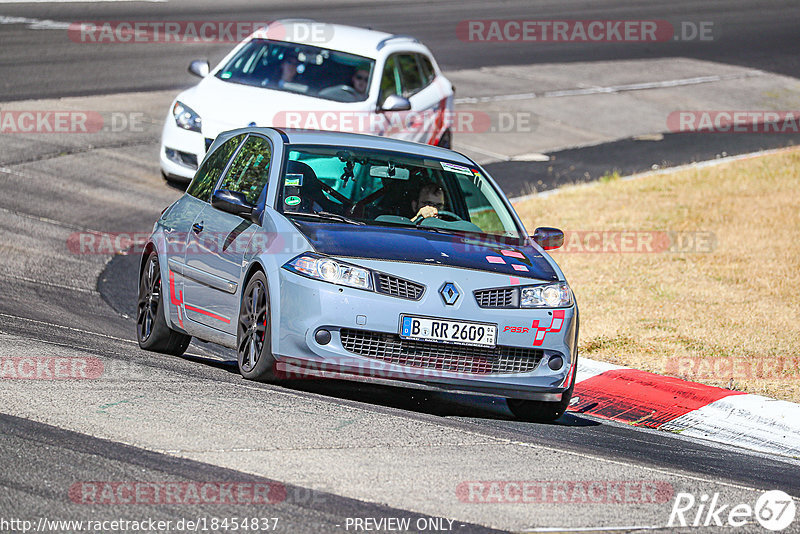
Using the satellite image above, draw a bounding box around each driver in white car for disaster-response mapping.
[350,65,370,96]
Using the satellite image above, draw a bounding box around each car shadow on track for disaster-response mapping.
[179,350,599,427]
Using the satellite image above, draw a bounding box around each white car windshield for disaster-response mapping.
[215,39,375,103]
[280,147,524,239]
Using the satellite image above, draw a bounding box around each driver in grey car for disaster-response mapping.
[410,183,446,222]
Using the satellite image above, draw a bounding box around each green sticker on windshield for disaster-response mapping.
[285,196,301,206]
[220,72,232,79]
[284,173,303,186]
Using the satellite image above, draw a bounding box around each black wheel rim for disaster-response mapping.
[238,280,267,373]
[137,257,161,342]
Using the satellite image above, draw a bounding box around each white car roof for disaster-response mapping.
[249,20,423,58]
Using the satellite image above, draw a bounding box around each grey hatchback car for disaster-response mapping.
[137,127,578,422]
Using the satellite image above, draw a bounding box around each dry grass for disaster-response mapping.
[514,149,800,402]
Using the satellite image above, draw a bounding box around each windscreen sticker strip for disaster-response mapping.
[440,161,472,175]
[284,173,303,186]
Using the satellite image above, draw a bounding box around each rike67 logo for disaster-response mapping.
[668,490,796,531]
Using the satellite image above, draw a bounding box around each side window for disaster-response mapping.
[379,56,401,105]
[187,134,245,202]
[418,54,436,86]
[396,54,423,97]
[216,135,272,205]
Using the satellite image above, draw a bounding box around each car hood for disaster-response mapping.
[292,220,559,281]
[181,76,372,138]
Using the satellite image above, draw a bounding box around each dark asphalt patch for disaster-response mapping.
[485,131,800,198]
[98,250,140,318]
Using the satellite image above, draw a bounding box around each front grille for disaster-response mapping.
[340,328,543,375]
[475,288,516,308]
[375,274,424,300]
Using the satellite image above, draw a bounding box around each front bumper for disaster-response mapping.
[272,263,578,401]
[159,114,209,182]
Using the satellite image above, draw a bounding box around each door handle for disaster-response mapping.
[192,222,204,234]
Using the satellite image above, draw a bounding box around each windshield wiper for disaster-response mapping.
[288,211,365,225]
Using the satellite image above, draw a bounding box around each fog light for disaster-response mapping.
[315,329,331,345]
[548,355,564,371]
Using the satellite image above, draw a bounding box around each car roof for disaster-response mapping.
[219,127,475,165]
[250,20,422,58]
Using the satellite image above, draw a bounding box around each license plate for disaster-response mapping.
[400,315,497,347]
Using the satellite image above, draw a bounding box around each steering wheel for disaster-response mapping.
[415,210,463,225]
[435,210,463,222]
[318,84,360,101]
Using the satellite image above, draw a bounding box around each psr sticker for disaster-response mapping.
[285,196,301,206]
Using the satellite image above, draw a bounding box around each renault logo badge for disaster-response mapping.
[440,282,460,305]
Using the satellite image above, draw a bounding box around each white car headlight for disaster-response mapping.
[284,254,373,291]
[173,101,202,133]
[520,283,572,308]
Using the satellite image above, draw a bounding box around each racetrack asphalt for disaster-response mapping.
[2,1,800,531]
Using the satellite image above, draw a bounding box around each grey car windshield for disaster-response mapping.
[215,39,374,103]
[280,147,523,239]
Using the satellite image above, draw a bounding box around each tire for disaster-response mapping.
[437,129,452,149]
[237,271,279,382]
[136,252,192,356]
[506,361,577,423]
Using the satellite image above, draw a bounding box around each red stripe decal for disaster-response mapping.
[428,98,448,145]
[184,303,231,324]
[168,270,184,328]
[568,369,744,428]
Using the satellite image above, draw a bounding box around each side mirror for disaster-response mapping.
[532,227,564,250]
[380,94,411,112]
[188,60,210,78]
[212,189,258,222]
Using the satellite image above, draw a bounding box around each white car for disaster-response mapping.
[160,20,455,183]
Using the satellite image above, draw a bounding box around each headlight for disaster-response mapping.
[520,282,572,308]
[283,254,373,291]
[172,101,202,132]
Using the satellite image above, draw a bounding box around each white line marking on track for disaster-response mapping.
[524,526,667,533]
[0,1,164,5]
[3,274,98,294]
[0,205,104,233]
[455,72,764,104]
[0,311,135,345]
